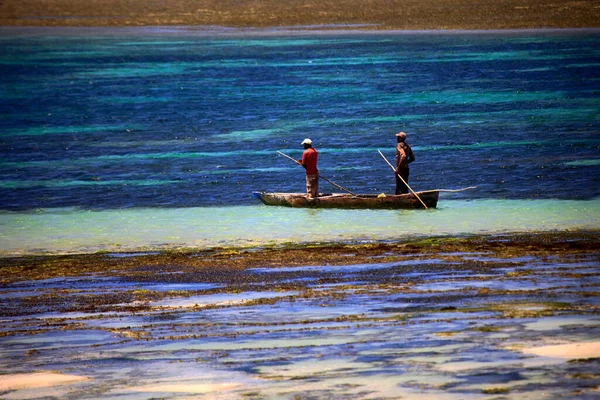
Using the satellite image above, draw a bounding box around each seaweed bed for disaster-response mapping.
[1,231,599,399]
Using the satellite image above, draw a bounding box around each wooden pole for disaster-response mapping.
[378,150,428,209]
[277,151,357,196]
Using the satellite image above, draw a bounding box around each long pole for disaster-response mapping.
[378,150,428,209]
[277,151,356,196]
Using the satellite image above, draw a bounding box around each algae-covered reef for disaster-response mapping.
[1,231,599,399]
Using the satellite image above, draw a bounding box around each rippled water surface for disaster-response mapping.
[1,27,599,253]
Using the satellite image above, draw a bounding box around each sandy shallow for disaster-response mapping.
[1,0,599,29]
[0,372,88,391]
[522,341,600,359]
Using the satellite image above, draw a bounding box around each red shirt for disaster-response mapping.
[301,147,318,175]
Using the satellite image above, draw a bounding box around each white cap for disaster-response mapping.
[301,138,312,145]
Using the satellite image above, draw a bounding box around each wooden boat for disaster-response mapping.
[254,190,440,209]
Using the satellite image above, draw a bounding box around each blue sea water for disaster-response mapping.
[1,27,599,255]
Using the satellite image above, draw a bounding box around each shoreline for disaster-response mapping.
[1,0,599,30]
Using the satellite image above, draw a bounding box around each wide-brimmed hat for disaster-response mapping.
[301,138,312,145]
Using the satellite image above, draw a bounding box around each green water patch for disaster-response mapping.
[376,89,569,105]
[213,128,283,141]
[565,159,600,166]
[75,62,193,78]
[0,59,97,67]
[0,179,181,189]
[1,202,599,257]
[197,56,403,69]
[567,62,600,68]
[518,66,556,73]
[98,96,173,104]
[5,50,114,62]
[2,125,134,137]
[421,137,600,151]
[88,138,206,148]
[421,50,570,63]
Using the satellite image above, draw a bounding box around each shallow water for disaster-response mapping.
[1,198,598,255]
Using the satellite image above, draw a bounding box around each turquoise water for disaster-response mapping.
[1,198,598,255]
[1,28,599,255]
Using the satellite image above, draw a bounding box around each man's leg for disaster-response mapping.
[395,169,409,194]
[311,175,319,198]
[306,174,318,198]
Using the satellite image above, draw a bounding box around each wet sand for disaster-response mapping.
[0,372,88,392]
[1,231,599,398]
[1,0,599,29]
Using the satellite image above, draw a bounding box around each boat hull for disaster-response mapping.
[253,191,439,209]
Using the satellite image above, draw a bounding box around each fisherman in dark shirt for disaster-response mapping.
[299,138,319,198]
[395,132,415,194]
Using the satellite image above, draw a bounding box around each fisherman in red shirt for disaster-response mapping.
[299,138,319,198]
